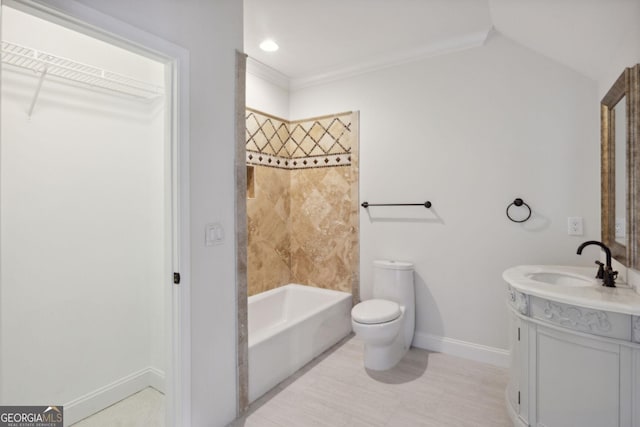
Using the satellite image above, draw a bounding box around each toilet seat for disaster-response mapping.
[352,299,401,324]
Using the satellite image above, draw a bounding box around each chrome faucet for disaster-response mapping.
[576,240,617,287]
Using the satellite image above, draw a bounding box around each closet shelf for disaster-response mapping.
[1,41,164,100]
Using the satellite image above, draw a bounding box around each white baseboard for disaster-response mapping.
[147,366,166,394]
[412,332,510,368]
[64,367,165,426]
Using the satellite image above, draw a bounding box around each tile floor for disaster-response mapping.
[230,336,511,427]
[71,387,164,427]
[68,337,510,427]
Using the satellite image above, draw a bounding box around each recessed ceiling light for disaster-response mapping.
[259,39,279,52]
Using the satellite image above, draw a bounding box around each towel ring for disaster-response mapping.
[506,198,531,223]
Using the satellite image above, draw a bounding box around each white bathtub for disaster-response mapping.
[248,284,352,402]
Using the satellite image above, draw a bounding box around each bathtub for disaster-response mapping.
[248,284,352,402]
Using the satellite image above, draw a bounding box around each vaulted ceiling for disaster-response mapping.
[244,0,639,87]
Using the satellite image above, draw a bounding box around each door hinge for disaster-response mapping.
[518,391,521,405]
[173,272,181,285]
[517,327,520,341]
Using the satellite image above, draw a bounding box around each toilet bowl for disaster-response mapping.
[351,260,415,371]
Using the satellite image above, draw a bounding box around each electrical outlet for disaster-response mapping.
[615,218,626,238]
[568,217,583,236]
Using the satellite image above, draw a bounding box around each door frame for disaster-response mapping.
[0,0,191,425]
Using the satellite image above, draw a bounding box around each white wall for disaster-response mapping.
[597,5,640,99]
[288,33,600,352]
[246,70,289,119]
[1,48,165,417]
[49,1,243,425]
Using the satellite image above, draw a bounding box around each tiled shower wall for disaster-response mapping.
[246,166,290,294]
[246,109,359,297]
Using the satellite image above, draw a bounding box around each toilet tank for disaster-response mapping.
[372,260,414,305]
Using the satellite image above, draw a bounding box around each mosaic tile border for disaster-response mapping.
[246,108,352,169]
[246,152,288,168]
[246,151,351,169]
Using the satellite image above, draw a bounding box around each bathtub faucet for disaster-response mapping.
[576,240,617,287]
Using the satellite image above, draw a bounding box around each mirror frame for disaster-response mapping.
[632,64,640,269]
[601,64,640,269]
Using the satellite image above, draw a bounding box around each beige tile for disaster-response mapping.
[247,166,291,296]
[254,395,352,427]
[261,142,276,155]
[275,123,290,148]
[298,136,316,156]
[246,139,260,153]
[327,118,348,140]
[251,131,267,152]
[245,113,261,136]
[260,119,277,140]
[230,337,510,427]
[318,133,335,153]
[306,122,325,142]
[71,387,164,427]
[245,111,359,297]
[308,144,326,156]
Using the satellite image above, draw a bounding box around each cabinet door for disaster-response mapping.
[507,310,520,413]
[536,326,620,427]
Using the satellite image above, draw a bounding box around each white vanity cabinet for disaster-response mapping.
[504,266,640,427]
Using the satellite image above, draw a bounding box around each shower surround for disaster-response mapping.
[246,109,359,299]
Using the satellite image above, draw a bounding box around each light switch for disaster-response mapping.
[205,223,224,246]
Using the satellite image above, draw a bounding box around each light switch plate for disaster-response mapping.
[205,222,224,246]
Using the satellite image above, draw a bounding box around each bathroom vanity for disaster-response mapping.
[503,265,640,427]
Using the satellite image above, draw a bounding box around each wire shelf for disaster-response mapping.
[1,41,164,100]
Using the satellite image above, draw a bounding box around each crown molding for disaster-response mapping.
[246,56,290,90]
[289,28,493,91]
[246,28,493,92]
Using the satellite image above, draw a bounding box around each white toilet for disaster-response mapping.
[351,260,415,371]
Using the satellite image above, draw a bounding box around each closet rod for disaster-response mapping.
[1,41,163,100]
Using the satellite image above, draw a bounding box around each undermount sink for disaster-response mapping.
[503,264,640,316]
[503,264,640,322]
[525,271,595,287]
